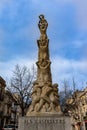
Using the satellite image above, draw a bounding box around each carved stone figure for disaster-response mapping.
[36,59,52,83]
[26,15,61,115]
[28,87,41,113]
[37,39,49,61]
[38,15,48,40]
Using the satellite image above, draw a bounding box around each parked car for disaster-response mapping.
[2,124,18,130]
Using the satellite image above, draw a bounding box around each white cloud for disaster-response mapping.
[0,56,87,89]
[73,0,87,30]
[71,40,86,49]
[51,56,87,88]
[0,0,87,90]
[0,57,36,82]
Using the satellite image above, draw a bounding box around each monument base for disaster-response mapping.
[18,113,72,130]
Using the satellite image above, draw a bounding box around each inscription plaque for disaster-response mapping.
[18,116,72,130]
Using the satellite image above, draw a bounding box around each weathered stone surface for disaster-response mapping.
[26,15,61,115]
[18,15,73,130]
[18,114,72,130]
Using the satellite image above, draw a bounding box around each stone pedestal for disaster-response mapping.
[18,15,73,130]
[18,113,72,130]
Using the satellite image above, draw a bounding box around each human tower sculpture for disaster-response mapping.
[27,15,61,115]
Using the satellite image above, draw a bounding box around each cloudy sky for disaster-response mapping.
[0,0,87,89]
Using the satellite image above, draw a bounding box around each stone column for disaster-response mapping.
[26,15,61,115]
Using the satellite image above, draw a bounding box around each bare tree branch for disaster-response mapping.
[8,64,36,116]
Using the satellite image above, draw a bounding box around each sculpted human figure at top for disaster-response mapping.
[38,15,48,40]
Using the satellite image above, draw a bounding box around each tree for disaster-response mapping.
[59,77,80,113]
[8,64,36,116]
[72,77,76,93]
[59,79,73,112]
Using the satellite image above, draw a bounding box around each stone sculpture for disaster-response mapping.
[26,15,61,115]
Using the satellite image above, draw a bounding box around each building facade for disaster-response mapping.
[0,76,6,130]
[66,88,87,130]
[0,76,21,129]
